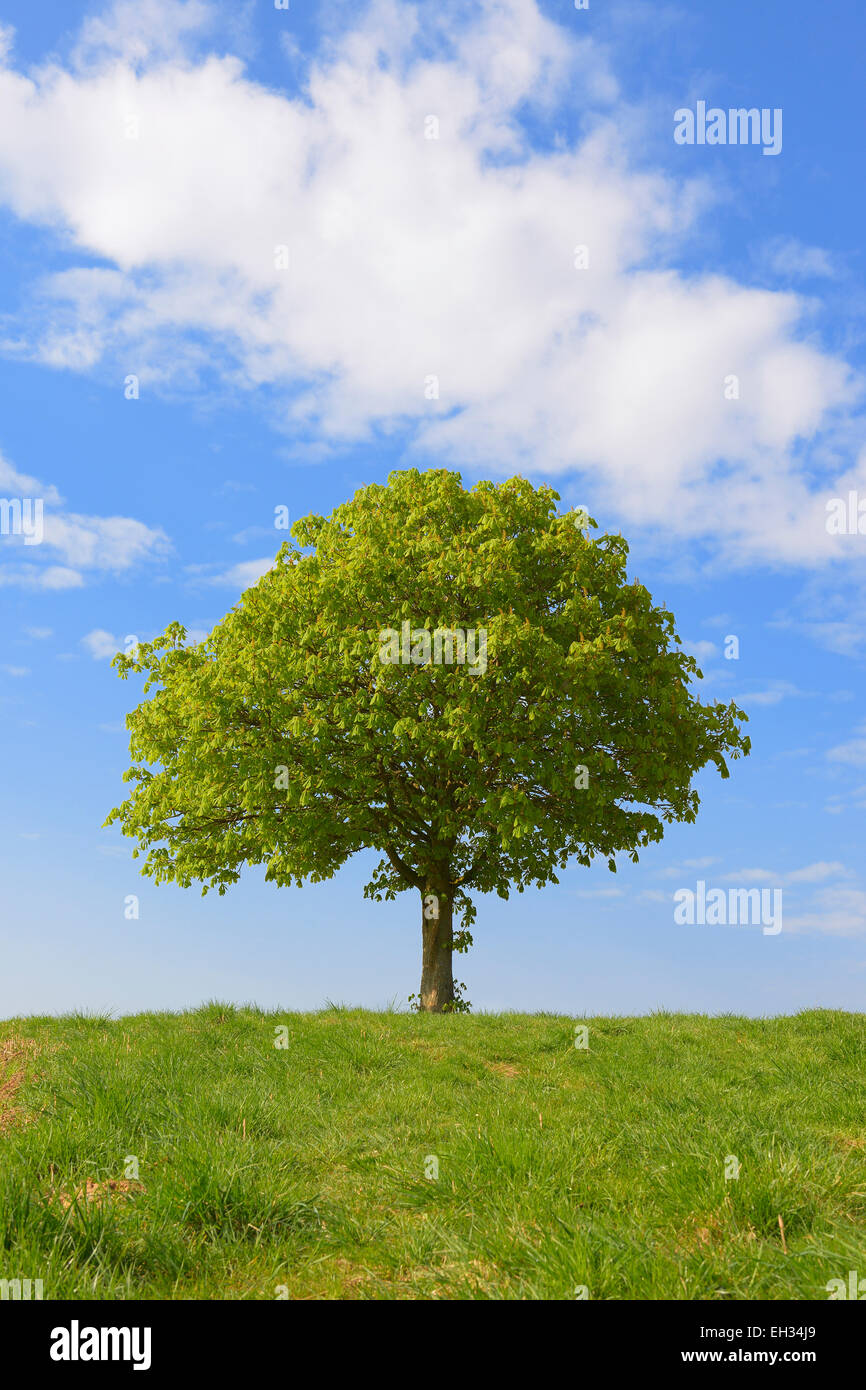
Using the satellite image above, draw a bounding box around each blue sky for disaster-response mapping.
[1,0,865,1018]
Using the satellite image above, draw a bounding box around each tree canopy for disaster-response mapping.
[106,468,750,1010]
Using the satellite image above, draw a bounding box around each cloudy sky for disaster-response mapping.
[1,0,864,1017]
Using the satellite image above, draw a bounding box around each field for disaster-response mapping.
[1,1006,863,1300]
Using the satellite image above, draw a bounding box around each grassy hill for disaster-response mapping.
[1,1006,863,1300]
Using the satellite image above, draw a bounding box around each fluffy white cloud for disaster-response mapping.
[82,629,123,660]
[732,681,804,707]
[786,861,849,884]
[72,0,213,67]
[42,513,166,570]
[786,887,866,938]
[0,449,168,586]
[0,564,85,590]
[770,572,866,658]
[762,236,836,280]
[658,856,718,878]
[206,556,275,588]
[720,862,852,886]
[0,0,862,566]
[0,452,60,504]
[828,724,866,768]
[83,625,211,657]
[684,639,718,661]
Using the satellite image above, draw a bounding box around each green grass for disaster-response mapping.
[1,1005,863,1299]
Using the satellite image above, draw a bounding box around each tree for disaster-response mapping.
[106,469,750,1012]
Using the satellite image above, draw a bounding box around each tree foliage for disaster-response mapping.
[106,468,750,1004]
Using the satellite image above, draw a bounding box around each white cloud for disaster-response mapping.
[82,629,122,659]
[206,556,275,588]
[1,664,29,677]
[0,564,85,590]
[720,868,778,884]
[231,525,275,545]
[42,513,168,570]
[684,639,717,661]
[786,888,866,938]
[659,856,718,878]
[0,448,167,587]
[0,0,862,564]
[84,630,207,659]
[762,236,836,280]
[772,572,866,659]
[720,862,852,886]
[786,861,849,884]
[0,451,61,503]
[733,681,803,707]
[72,0,213,68]
[828,725,866,768]
[24,626,53,639]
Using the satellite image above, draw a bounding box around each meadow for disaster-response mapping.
[0,1005,863,1300]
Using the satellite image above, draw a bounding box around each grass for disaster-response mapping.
[0,1005,863,1300]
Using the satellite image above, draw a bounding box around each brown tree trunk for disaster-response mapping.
[419,884,454,1012]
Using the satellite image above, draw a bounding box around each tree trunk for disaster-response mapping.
[419,884,454,1012]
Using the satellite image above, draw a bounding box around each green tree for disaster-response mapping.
[106,469,750,1011]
